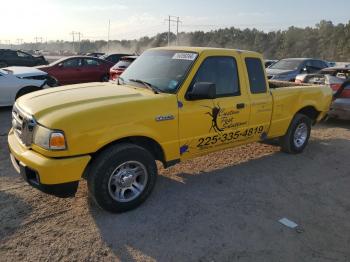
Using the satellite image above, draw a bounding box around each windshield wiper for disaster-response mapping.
[128,79,161,94]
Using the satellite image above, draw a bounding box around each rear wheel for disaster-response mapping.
[0,61,8,68]
[87,143,157,213]
[15,86,41,99]
[279,114,311,154]
[101,74,109,82]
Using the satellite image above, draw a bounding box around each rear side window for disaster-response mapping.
[316,60,328,69]
[17,51,30,58]
[63,58,81,67]
[83,58,100,66]
[245,58,267,94]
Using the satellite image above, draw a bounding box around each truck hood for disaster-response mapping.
[17,82,159,122]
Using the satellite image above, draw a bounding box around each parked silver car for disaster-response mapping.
[266,58,329,81]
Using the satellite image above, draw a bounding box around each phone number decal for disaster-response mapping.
[197,126,264,148]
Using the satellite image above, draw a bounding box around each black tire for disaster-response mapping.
[101,74,109,82]
[0,61,8,68]
[87,143,158,213]
[279,113,312,154]
[15,86,41,99]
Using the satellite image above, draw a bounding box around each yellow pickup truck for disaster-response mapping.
[8,47,332,213]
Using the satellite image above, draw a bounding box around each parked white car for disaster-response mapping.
[0,67,58,106]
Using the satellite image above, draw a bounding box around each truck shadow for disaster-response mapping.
[321,118,350,130]
[90,138,350,261]
[0,191,32,242]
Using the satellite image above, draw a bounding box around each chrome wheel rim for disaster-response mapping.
[293,123,308,148]
[108,161,148,202]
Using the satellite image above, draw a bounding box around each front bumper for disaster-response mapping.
[8,130,91,197]
[328,99,350,120]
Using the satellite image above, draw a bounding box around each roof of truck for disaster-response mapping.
[152,46,260,56]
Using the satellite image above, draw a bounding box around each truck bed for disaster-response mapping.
[267,82,332,138]
[268,80,312,89]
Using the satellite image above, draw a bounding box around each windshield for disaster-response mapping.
[120,50,198,93]
[114,59,133,69]
[269,59,303,70]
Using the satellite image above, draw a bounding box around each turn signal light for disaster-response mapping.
[49,132,66,150]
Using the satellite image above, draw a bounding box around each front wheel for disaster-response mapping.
[279,114,311,154]
[16,86,41,99]
[87,143,157,213]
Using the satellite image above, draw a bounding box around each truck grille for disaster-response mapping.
[12,104,36,147]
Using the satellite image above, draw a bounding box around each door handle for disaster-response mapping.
[236,103,245,109]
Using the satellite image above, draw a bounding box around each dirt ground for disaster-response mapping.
[0,107,350,262]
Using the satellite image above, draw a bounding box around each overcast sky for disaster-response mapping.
[1,0,349,43]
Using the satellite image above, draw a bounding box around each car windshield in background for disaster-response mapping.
[121,50,198,93]
[269,59,302,70]
[114,60,132,69]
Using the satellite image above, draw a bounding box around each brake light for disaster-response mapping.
[330,83,341,91]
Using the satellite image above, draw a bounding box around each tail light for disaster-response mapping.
[330,83,341,91]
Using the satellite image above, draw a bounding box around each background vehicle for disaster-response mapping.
[37,56,114,85]
[101,53,132,64]
[295,67,350,120]
[328,61,336,67]
[264,59,278,68]
[0,49,48,68]
[109,55,138,80]
[8,47,332,213]
[0,67,58,106]
[266,58,329,81]
[329,80,350,120]
[85,52,105,57]
[295,66,350,92]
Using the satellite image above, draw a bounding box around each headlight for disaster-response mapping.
[33,125,67,150]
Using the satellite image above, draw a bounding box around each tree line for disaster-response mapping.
[6,20,350,61]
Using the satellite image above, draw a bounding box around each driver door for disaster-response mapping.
[178,54,250,160]
[54,58,82,85]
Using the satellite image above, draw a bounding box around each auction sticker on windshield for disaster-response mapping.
[172,53,198,61]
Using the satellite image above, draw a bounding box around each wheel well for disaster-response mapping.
[93,136,166,165]
[15,86,41,99]
[297,106,320,123]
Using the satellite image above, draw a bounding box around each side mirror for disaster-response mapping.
[58,63,63,68]
[187,82,216,100]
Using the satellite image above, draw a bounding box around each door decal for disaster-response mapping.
[203,103,245,133]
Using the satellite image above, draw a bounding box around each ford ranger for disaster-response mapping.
[8,47,332,213]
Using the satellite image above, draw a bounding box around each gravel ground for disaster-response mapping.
[0,107,350,262]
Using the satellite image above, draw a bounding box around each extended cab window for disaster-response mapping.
[191,57,240,97]
[245,58,267,94]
